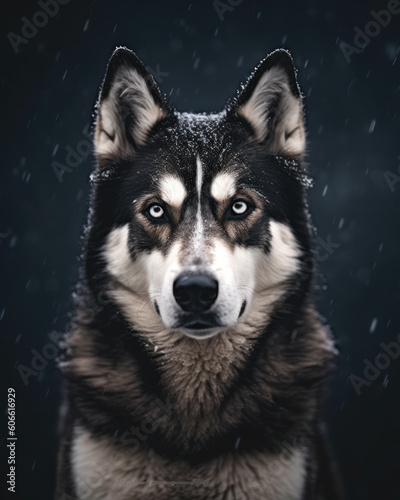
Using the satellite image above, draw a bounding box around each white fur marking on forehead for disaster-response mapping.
[211,172,237,202]
[192,155,204,252]
[196,154,203,198]
[159,174,187,207]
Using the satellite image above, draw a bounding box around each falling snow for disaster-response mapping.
[369,318,378,333]
[368,119,376,133]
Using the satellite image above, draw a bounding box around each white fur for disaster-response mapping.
[102,219,301,338]
[103,224,176,334]
[103,225,146,294]
[210,172,237,202]
[71,425,307,500]
[158,175,187,207]
[205,221,301,332]
[238,67,305,157]
[192,155,205,254]
[96,67,167,157]
[257,220,301,290]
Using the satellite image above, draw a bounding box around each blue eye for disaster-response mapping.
[231,201,248,215]
[148,204,164,218]
[146,203,168,222]
[226,200,253,220]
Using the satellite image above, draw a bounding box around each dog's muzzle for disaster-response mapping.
[172,273,221,335]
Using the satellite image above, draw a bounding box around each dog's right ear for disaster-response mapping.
[94,47,170,160]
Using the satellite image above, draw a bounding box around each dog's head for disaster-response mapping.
[87,47,313,339]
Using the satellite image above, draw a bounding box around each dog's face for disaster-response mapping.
[89,47,312,339]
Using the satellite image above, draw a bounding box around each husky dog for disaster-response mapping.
[56,47,342,500]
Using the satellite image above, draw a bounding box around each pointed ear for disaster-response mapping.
[234,49,306,158]
[94,47,170,160]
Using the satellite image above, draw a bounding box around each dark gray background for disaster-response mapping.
[1,0,400,498]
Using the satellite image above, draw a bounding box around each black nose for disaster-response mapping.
[173,274,218,313]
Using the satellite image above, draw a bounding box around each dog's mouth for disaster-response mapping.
[170,310,223,338]
[180,325,222,339]
[174,301,247,339]
[184,320,217,331]
[154,299,247,339]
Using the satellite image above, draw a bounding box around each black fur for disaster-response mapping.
[56,47,342,500]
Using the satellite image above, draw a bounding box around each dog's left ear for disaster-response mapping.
[94,47,170,160]
[234,49,305,158]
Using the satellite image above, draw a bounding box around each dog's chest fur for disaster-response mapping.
[71,425,307,500]
[62,309,331,499]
